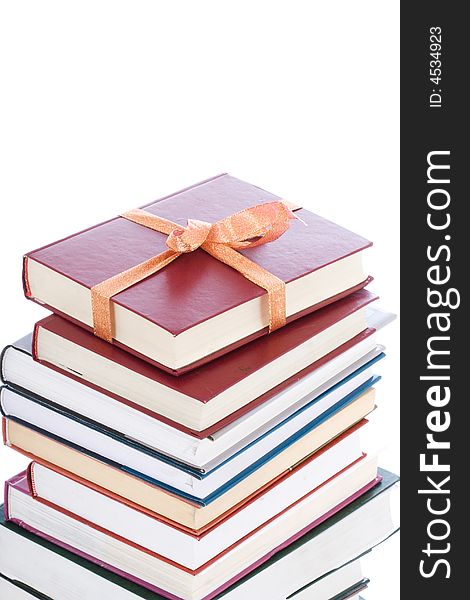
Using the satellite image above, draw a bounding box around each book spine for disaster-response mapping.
[3,477,10,521]
[0,345,13,384]
[27,463,38,498]
[31,323,40,361]
[22,256,32,298]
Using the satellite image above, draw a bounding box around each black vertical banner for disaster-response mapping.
[401,2,466,597]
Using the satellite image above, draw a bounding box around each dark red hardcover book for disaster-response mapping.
[33,289,377,438]
[24,174,372,374]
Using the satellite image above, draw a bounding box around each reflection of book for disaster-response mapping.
[1,470,398,600]
[23,174,372,374]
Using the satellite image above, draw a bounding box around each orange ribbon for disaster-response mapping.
[91,201,301,343]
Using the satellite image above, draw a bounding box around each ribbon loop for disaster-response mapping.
[207,202,297,248]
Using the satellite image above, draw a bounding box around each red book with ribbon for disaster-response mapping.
[23,174,372,374]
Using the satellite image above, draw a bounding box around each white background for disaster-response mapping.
[0,1,399,598]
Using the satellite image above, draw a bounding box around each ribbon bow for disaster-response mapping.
[91,201,300,343]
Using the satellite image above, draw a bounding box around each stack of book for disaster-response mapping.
[0,174,399,599]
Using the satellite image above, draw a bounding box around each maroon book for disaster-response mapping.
[24,174,372,374]
[33,289,377,438]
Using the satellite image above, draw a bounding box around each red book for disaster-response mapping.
[24,174,372,374]
[32,289,377,438]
